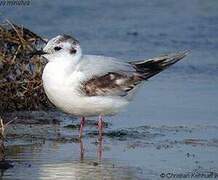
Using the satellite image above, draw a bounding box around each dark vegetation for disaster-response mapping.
[0,20,51,112]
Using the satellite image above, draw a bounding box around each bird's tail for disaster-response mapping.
[129,50,189,80]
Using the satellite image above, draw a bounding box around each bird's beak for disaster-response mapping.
[29,49,48,57]
[32,49,48,56]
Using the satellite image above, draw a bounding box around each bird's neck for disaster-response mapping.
[43,53,81,85]
[55,52,82,72]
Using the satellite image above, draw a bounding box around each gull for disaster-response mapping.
[34,35,188,139]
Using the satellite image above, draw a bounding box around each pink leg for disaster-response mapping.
[79,116,85,138]
[98,115,104,140]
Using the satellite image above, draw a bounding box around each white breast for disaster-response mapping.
[42,61,129,117]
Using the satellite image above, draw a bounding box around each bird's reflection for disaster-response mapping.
[97,137,103,161]
[79,136,103,161]
[38,137,137,179]
[80,139,84,161]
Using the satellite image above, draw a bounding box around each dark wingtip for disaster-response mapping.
[163,50,190,66]
[173,49,190,59]
[129,50,190,79]
[183,49,191,56]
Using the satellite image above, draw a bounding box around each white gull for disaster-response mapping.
[35,35,188,139]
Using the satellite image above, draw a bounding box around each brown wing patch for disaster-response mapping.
[82,72,144,97]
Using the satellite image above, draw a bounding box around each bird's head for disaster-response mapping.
[34,34,82,62]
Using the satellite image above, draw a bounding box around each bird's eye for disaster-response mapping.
[54,46,62,51]
[70,48,77,54]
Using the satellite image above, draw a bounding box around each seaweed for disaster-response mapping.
[0,20,52,111]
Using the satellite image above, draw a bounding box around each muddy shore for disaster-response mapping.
[0,111,216,179]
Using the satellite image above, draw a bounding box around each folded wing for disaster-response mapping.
[79,51,188,97]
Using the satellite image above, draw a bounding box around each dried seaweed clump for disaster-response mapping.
[0,21,52,111]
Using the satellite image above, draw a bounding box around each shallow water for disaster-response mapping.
[1,0,218,179]
[2,112,218,179]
